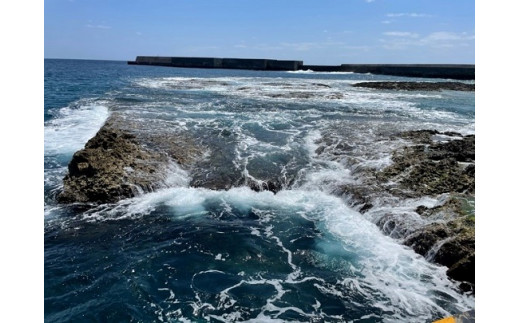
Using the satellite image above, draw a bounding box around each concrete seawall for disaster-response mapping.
[129,56,303,71]
[128,56,475,79]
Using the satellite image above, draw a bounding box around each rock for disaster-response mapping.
[57,118,177,204]
[403,196,475,286]
[434,234,474,269]
[352,81,475,91]
[399,158,474,195]
[397,129,440,144]
[311,83,331,88]
[447,253,475,285]
[366,130,475,286]
[248,180,283,193]
[428,135,475,162]
[404,223,450,256]
[333,184,384,212]
[404,222,475,285]
[375,213,422,239]
[377,133,475,196]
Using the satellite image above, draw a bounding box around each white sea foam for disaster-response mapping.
[44,103,110,156]
[92,187,472,317]
[131,76,473,130]
[286,70,355,75]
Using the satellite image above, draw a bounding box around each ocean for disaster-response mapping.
[44,59,475,322]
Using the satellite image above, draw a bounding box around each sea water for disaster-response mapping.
[44,59,475,322]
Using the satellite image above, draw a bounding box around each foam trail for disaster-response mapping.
[286,70,355,75]
[44,103,109,156]
[86,187,473,317]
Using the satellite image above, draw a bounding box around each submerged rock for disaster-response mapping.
[352,81,475,91]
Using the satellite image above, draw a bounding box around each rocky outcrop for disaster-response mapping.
[58,115,284,204]
[57,115,202,204]
[377,131,475,197]
[380,131,475,288]
[57,120,171,204]
[352,82,475,91]
[333,130,475,288]
[403,196,475,287]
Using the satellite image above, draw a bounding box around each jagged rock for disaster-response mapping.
[397,129,440,144]
[332,184,384,213]
[248,180,283,193]
[352,81,475,91]
[375,213,421,239]
[404,223,450,256]
[404,222,475,285]
[403,197,475,285]
[434,234,474,269]
[347,129,476,286]
[447,253,475,285]
[57,119,176,204]
[377,133,475,196]
[57,113,205,204]
[429,135,475,162]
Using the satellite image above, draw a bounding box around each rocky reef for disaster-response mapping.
[376,131,475,197]
[57,114,284,204]
[57,115,201,204]
[58,115,475,289]
[402,194,475,290]
[352,81,475,91]
[341,130,475,289]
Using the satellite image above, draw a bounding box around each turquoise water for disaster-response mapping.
[44,59,474,322]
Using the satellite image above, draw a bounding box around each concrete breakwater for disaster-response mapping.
[128,56,475,79]
[128,56,303,71]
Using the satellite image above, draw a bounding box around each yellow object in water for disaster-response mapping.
[433,317,456,323]
[432,309,475,323]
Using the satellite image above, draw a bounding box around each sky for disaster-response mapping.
[44,0,475,64]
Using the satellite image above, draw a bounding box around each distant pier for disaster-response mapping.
[128,56,475,80]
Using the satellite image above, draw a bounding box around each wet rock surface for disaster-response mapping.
[403,197,475,285]
[58,116,289,204]
[352,81,475,91]
[377,131,475,197]
[57,115,201,204]
[330,130,475,287]
[384,132,475,287]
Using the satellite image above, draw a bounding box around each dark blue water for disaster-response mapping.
[45,59,474,322]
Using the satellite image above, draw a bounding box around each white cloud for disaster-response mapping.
[383,31,419,38]
[423,32,473,41]
[86,24,111,29]
[380,31,475,50]
[386,13,430,18]
[280,42,322,51]
[381,20,392,24]
[365,0,376,2]
[342,45,371,51]
[231,41,370,54]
